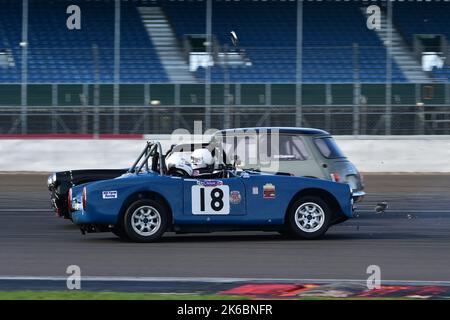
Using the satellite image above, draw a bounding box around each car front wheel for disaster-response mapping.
[287,196,331,239]
[122,199,168,242]
[112,226,129,241]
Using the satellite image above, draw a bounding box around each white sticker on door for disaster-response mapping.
[191,185,230,215]
[102,191,117,199]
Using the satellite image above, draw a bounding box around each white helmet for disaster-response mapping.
[166,153,193,177]
[191,149,214,170]
[166,152,188,170]
[171,161,193,177]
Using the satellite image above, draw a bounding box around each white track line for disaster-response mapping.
[357,209,450,213]
[0,276,449,286]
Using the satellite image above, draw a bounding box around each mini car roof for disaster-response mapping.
[218,127,330,136]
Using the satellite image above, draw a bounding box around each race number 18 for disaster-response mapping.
[191,185,230,215]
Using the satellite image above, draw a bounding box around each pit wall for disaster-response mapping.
[0,135,449,172]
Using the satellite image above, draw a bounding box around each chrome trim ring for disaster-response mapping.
[294,202,325,233]
[131,205,161,237]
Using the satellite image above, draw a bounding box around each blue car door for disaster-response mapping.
[240,174,292,224]
[183,177,246,218]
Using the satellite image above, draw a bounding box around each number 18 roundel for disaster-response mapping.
[191,185,230,215]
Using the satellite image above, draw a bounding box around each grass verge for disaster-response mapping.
[0,291,249,300]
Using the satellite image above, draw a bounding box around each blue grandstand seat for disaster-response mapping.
[2,0,436,84]
[162,0,406,83]
[0,0,168,83]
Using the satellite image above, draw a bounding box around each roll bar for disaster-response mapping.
[128,141,166,175]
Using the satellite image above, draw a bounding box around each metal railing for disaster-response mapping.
[1,104,450,135]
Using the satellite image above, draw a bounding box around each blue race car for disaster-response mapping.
[68,141,354,242]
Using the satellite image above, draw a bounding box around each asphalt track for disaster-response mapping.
[1,174,450,289]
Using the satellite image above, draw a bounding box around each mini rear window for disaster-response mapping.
[314,137,346,159]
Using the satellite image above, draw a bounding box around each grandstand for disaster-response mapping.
[167,1,408,83]
[0,0,449,136]
[0,0,449,84]
[393,1,450,81]
[0,0,167,83]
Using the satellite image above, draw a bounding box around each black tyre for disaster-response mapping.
[112,226,129,241]
[122,199,169,243]
[277,228,295,238]
[287,196,332,239]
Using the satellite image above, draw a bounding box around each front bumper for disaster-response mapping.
[352,190,366,203]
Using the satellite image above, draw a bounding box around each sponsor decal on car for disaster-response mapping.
[102,191,117,199]
[252,186,259,195]
[230,190,242,204]
[196,179,224,187]
[263,183,276,199]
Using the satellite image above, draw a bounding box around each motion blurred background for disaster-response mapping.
[0,0,450,136]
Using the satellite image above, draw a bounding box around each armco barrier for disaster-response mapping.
[0,135,449,172]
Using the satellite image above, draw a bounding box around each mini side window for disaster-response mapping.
[275,135,310,161]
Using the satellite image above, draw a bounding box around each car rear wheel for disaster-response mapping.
[122,199,168,242]
[287,196,331,239]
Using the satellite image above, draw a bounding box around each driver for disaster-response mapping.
[190,148,215,177]
[167,148,215,178]
[166,153,193,177]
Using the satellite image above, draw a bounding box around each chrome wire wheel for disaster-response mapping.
[130,205,161,237]
[294,202,325,233]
